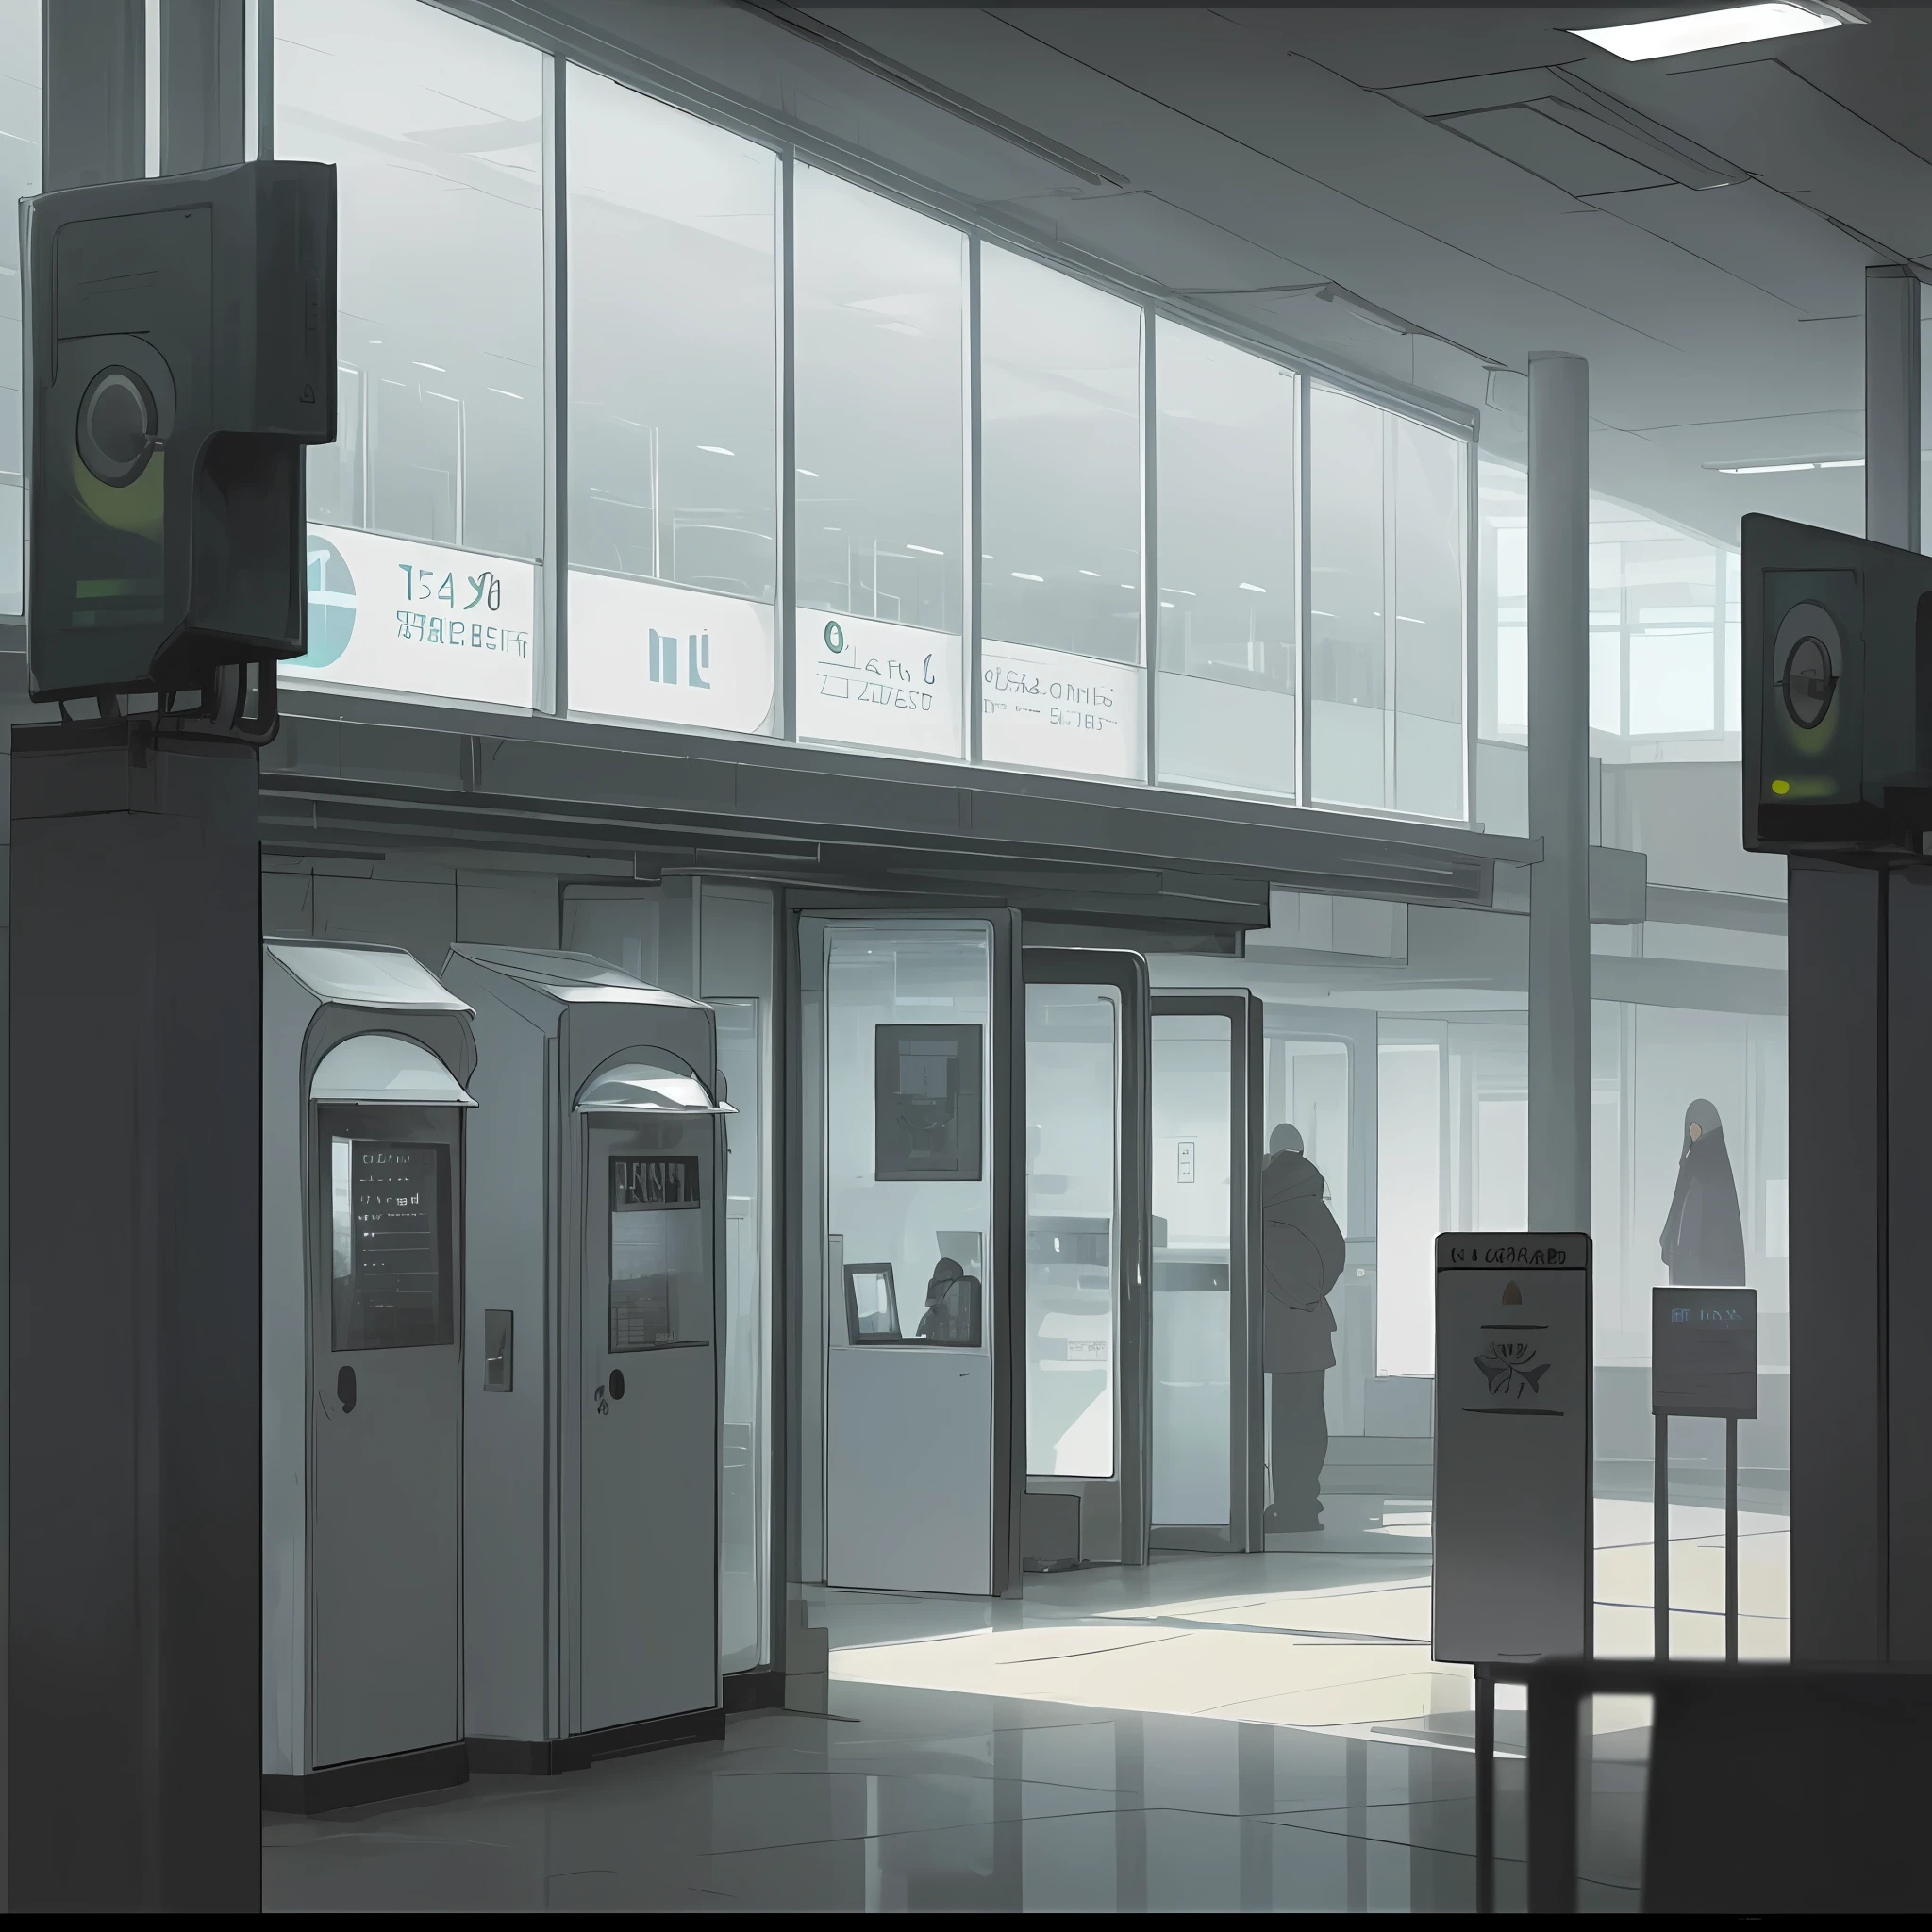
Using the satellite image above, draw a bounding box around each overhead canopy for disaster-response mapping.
[575,1054,734,1115]
[269,941,473,1014]
[311,1034,476,1108]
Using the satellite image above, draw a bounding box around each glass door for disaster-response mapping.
[1023,948,1151,1567]
[1149,992,1263,1551]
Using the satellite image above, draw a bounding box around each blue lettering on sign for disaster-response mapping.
[648,629,714,689]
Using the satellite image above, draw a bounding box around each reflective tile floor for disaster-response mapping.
[264,1491,1783,1911]
[266,1680,1559,1912]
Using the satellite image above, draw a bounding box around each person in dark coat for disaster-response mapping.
[1659,1097,1747,1287]
[1261,1123,1346,1532]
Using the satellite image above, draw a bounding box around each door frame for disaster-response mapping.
[1149,990,1265,1554]
[1022,946,1153,1567]
[786,899,1026,1599]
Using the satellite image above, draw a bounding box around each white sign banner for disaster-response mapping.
[570,572,776,737]
[980,639,1143,781]
[795,609,964,760]
[291,525,536,708]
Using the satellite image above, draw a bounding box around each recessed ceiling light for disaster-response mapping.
[488,387,522,400]
[1079,568,1102,577]
[1571,4,1857,64]
[907,543,944,556]
[797,468,819,477]
[698,444,734,456]
[1239,582,1268,594]
[1820,458,1865,470]
[1011,571,1044,583]
[412,360,444,372]
[1719,461,1816,474]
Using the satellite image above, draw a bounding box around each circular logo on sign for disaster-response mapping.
[824,619,845,654]
[305,534,357,668]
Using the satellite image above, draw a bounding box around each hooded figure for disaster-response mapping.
[1659,1098,1747,1287]
[1261,1124,1346,1532]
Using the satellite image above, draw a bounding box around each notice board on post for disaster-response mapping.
[1653,1287,1757,1419]
[1433,1234,1593,1666]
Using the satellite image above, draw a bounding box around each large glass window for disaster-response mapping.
[567,69,779,738]
[1309,389,1467,818]
[0,0,42,614]
[794,166,966,761]
[1154,320,1297,800]
[978,247,1143,781]
[278,0,543,708]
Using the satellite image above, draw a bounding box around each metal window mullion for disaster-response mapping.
[1142,305,1157,787]
[1299,373,1314,806]
[1462,434,1477,824]
[541,53,566,717]
[1383,410,1398,813]
[968,233,983,764]
[247,0,272,161]
[779,147,797,741]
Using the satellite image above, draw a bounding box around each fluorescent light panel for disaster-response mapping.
[1572,4,1848,63]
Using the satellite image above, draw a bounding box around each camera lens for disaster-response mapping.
[76,367,158,486]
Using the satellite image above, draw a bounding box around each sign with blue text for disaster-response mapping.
[1433,1233,1593,1667]
[981,639,1142,782]
[1652,1286,1757,1419]
[794,609,964,760]
[293,525,536,709]
[569,571,776,737]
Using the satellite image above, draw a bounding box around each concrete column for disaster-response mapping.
[41,0,144,192]
[1865,264,1921,551]
[1526,353,1591,1231]
[158,0,246,176]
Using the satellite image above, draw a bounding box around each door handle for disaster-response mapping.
[337,1365,358,1413]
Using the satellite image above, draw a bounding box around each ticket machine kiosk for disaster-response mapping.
[443,946,728,1769]
[261,942,477,1811]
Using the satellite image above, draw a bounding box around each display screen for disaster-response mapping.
[609,1154,705,1352]
[330,1138,455,1351]
[874,1024,983,1181]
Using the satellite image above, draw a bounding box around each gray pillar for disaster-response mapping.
[41,0,144,192]
[158,0,246,176]
[1526,353,1591,1231]
[1865,264,1921,552]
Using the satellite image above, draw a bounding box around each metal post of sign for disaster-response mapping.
[1725,1416,1740,1664]
[1651,1286,1757,1669]
[1474,1663,1496,1915]
[1654,1411,1670,1661]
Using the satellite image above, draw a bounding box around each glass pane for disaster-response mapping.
[1376,1042,1441,1377]
[979,246,1145,781]
[713,996,767,1672]
[566,67,779,737]
[0,0,40,615]
[1151,1013,1232,1524]
[1025,983,1121,1480]
[1309,387,1387,808]
[608,1152,710,1348]
[278,0,542,708]
[330,1137,454,1351]
[1154,319,1298,801]
[1393,417,1466,818]
[1267,1038,1350,1238]
[794,166,967,761]
[824,926,992,1352]
[277,0,543,562]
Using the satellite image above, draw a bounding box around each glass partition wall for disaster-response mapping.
[274,0,1474,819]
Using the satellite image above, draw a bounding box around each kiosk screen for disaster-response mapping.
[330,1138,455,1350]
[609,1154,706,1351]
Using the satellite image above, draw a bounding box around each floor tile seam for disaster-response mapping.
[1252,1811,1508,1863]
[1191,1662,1472,1718]
[703,1767,1146,1798]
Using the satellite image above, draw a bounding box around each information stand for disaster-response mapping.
[1433,1234,1592,1915]
[1652,1287,1757,1665]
